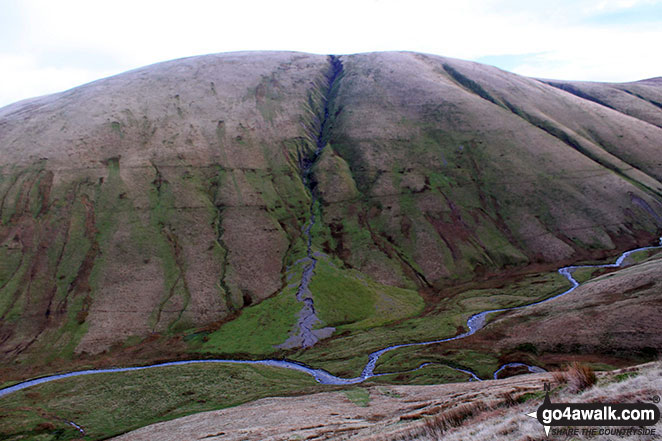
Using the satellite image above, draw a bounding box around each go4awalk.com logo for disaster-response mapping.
[525,384,660,437]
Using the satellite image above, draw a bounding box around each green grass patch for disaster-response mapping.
[371,363,473,385]
[585,362,618,372]
[376,386,402,398]
[296,269,570,378]
[343,387,371,407]
[0,249,29,319]
[375,347,499,381]
[517,390,547,403]
[571,267,603,283]
[571,248,661,284]
[0,244,23,288]
[0,363,318,441]
[196,278,301,354]
[310,258,424,330]
[627,248,662,264]
[614,371,639,382]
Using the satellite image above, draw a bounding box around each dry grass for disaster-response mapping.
[391,361,661,441]
[389,390,531,440]
[565,362,597,393]
[391,401,491,440]
[421,402,489,436]
[548,362,596,393]
[551,369,567,385]
[499,391,518,408]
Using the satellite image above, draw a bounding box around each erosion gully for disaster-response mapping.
[278,56,343,349]
[1,53,661,397]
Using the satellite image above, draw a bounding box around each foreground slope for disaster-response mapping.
[0,51,661,372]
[110,361,661,441]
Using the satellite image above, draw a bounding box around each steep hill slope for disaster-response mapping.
[0,51,661,374]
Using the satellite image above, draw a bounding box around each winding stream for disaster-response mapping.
[1,237,660,398]
[493,363,546,379]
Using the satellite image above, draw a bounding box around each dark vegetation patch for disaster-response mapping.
[544,81,616,110]
[442,64,502,107]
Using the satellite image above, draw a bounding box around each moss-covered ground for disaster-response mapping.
[292,269,570,378]
[0,364,320,441]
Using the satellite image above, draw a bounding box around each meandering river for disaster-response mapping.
[1,237,660,397]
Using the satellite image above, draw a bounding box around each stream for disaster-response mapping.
[278,55,343,349]
[1,237,660,397]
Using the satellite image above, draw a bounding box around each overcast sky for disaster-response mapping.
[1,0,661,108]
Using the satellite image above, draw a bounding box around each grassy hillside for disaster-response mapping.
[0,51,660,380]
[0,364,319,440]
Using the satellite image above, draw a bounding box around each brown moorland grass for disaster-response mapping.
[394,361,661,441]
[565,362,597,393]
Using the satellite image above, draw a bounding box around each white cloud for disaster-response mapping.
[1,0,661,107]
[0,53,116,106]
[508,26,662,81]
